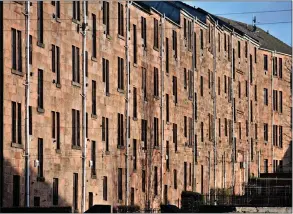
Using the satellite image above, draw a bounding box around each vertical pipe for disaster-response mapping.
[208,151,211,204]
[258,151,260,177]
[25,0,30,207]
[192,17,196,192]
[248,40,251,180]
[271,51,275,172]
[224,152,226,189]
[212,21,217,201]
[125,0,130,206]
[231,30,235,195]
[81,0,87,212]
[160,13,165,204]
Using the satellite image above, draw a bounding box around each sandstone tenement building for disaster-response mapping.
[0,0,291,211]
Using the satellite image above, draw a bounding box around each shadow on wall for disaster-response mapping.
[1,158,71,209]
[278,142,292,173]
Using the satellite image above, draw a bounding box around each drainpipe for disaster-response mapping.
[192,17,196,192]
[81,0,87,212]
[231,30,235,195]
[25,0,30,207]
[271,50,275,172]
[160,13,165,204]
[247,40,251,182]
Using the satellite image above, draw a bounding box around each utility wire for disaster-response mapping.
[215,9,291,16]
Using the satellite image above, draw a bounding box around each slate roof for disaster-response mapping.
[134,1,291,55]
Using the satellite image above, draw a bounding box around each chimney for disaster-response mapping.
[253,16,256,32]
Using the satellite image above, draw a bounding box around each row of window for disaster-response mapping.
[264,55,283,78]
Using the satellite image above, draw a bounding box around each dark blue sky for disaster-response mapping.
[185,1,292,46]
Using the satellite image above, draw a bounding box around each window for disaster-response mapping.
[238,122,241,139]
[133,87,137,118]
[184,68,187,89]
[184,18,187,39]
[279,126,283,148]
[73,1,80,21]
[154,18,159,49]
[254,85,257,101]
[102,117,109,151]
[142,170,146,192]
[118,3,124,36]
[172,30,177,58]
[188,117,192,146]
[189,163,192,186]
[173,169,177,189]
[238,41,240,58]
[92,14,97,58]
[141,119,147,150]
[133,139,137,170]
[103,176,107,201]
[52,45,60,85]
[166,94,169,122]
[34,197,40,207]
[92,80,96,115]
[250,54,253,83]
[208,70,211,89]
[38,138,43,178]
[228,35,231,60]
[91,141,96,176]
[164,185,168,205]
[232,49,235,79]
[166,38,169,73]
[52,111,60,150]
[88,192,93,208]
[238,81,241,98]
[12,29,22,72]
[118,57,124,90]
[218,33,221,52]
[133,25,137,64]
[218,77,220,95]
[38,69,44,110]
[245,41,248,58]
[154,166,158,195]
[224,118,228,137]
[12,102,22,144]
[251,139,254,161]
[200,76,203,96]
[218,118,221,137]
[173,123,177,152]
[53,178,59,205]
[154,117,159,147]
[117,113,124,147]
[246,120,248,137]
[255,123,258,140]
[13,175,20,207]
[142,67,147,101]
[264,123,268,141]
[154,67,159,97]
[103,1,110,35]
[102,58,109,95]
[273,90,278,111]
[193,32,197,66]
[118,168,123,200]
[264,88,268,105]
[208,24,211,43]
[72,46,80,83]
[228,77,232,102]
[85,51,88,77]
[201,122,204,142]
[229,120,232,144]
[52,1,60,19]
[131,188,134,206]
[279,58,282,78]
[173,76,177,104]
[224,75,227,93]
[141,17,147,47]
[233,98,236,121]
[279,91,283,113]
[254,47,257,63]
[72,109,80,147]
[200,29,203,50]
[184,162,187,191]
[273,57,278,76]
[86,113,88,138]
[264,54,268,70]
[184,116,187,138]
[29,35,32,65]
[188,70,193,98]
[273,125,278,146]
[250,100,253,122]
[37,2,44,44]
[264,159,268,173]
[279,160,283,172]
[188,20,192,50]
[195,93,198,120]
[166,141,170,170]
[29,106,32,135]
[73,173,78,211]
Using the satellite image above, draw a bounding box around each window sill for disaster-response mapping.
[105,92,110,97]
[11,142,23,149]
[56,83,61,89]
[91,114,98,119]
[166,121,170,125]
[117,145,125,150]
[133,63,138,68]
[153,46,159,52]
[56,149,61,154]
[55,17,61,23]
[117,88,125,94]
[11,69,24,77]
[133,117,138,121]
[72,145,81,150]
[72,18,81,25]
[106,34,112,40]
[118,34,125,40]
[37,107,45,114]
[37,41,45,48]
[72,81,81,87]
[91,56,97,62]
[37,177,45,182]
[91,174,97,179]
